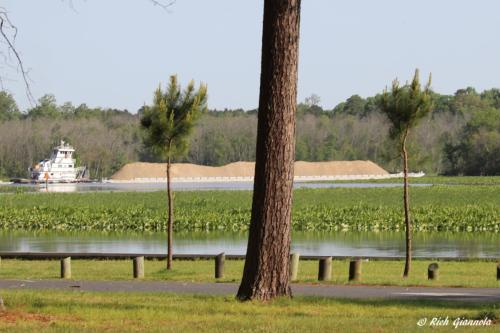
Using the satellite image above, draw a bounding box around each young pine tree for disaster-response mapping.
[140,75,207,269]
[378,69,433,277]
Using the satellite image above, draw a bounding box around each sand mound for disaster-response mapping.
[111,160,388,180]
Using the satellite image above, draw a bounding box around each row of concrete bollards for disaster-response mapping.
[58,255,227,280]
[58,256,147,279]
[6,255,500,281]
[290,254,363,282]
[288,254,500,282]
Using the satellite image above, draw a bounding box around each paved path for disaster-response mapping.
[1,279,499,302]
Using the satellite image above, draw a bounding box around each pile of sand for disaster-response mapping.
[111,160,388,180]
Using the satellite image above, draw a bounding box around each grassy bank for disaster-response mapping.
[0,290,498,333]
[0,185,498,232]
[1,259,499,288]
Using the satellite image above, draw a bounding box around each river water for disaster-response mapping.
[3,181,432,193]
[0,231,498,258]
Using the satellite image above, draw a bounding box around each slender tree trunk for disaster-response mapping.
[237,0,301,301]
[166,151,173,270]
[402,129,412,277]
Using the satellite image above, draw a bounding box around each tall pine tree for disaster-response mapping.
[237,0,301,301]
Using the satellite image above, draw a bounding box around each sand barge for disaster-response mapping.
[109,160,400,182]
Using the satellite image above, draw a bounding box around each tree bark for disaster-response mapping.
[237,0,301,301]
[402,129,412,277]
[166,149,173,270]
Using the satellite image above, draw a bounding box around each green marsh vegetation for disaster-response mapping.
[0,186,498,232]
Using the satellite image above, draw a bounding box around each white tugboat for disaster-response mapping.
[29,140,87,183]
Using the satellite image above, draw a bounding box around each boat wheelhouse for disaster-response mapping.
[29,141,86,182]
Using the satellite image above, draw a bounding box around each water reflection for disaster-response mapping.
[0,231,497,258]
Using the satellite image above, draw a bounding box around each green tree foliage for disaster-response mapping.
[140,75,207,269]
[342,94,367,116]
[331,95,370,116]
[140,75,207,161]
[450,87,488,115]
[444,108,500,175]
[378,69,433,278]
[480,88,500,109]
[0,91,21,121]
[27,94,60,118]
[380,71,433,140]
[296,94,324,116]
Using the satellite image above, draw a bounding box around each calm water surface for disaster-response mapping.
[3,181,432,193]
[0,231,497,258]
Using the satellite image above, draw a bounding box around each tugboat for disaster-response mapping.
[29,140,87,183]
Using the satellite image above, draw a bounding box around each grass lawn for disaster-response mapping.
[1,259,499,288]
[0,290,498,333]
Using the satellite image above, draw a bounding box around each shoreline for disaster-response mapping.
[106,172,425,183]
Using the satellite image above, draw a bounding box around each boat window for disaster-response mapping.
[69,165,73,168]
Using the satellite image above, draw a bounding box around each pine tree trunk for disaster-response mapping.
[166,153,173,270]
[402,130,412,277]
[237,0,301,301]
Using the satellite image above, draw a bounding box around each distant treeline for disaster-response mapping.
[0,87,499,179]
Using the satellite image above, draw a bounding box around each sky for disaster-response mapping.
[2,0,500,112]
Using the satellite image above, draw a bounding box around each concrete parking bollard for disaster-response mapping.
[428,263,439,280]
[318,257,332,281]
[60,257,71,279]
[215,253,225,279]
[133,256,145,279]
[349,259,361,281]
